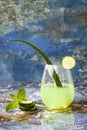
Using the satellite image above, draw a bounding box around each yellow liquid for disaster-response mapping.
[40,83,74,110]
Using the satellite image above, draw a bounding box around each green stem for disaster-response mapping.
[53,70,62,87]
[11,40,62,87]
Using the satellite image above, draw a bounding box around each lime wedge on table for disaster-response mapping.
[62,56,76,70]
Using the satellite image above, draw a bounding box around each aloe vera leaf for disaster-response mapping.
[53,70,62,87]
[12,40,52,64]
[11,40,62,87]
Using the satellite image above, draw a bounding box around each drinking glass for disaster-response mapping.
[40,64,74,110]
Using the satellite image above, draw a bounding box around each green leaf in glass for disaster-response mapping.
[11,40,62,87]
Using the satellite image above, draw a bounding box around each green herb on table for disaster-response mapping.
[6,88,37,112]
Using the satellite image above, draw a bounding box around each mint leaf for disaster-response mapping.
[6,101,18,112]
[10,94,17,100]
[17,88,26,102]
[6,88,27,112]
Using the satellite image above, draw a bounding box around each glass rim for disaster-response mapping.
[45,64,72,72]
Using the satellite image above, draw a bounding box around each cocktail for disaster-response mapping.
[11,40,76,110]
[40,64,74,110]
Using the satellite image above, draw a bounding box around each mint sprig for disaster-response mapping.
[17,88,26,102]
[6,101,18,112]
[6,88,26,112]
[11,40,62,87]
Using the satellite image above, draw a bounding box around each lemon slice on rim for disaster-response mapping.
[62,56,76,70]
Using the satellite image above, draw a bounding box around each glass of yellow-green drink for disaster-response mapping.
[40,64,74,110]
[12,40,75,110]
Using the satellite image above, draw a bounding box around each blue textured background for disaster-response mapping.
[0,0,87,87]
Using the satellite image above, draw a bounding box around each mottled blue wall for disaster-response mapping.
[0,0,87,87]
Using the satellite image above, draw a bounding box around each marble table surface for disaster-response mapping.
[0,81,87,130]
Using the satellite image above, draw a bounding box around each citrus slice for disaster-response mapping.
[62,56,76,70]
